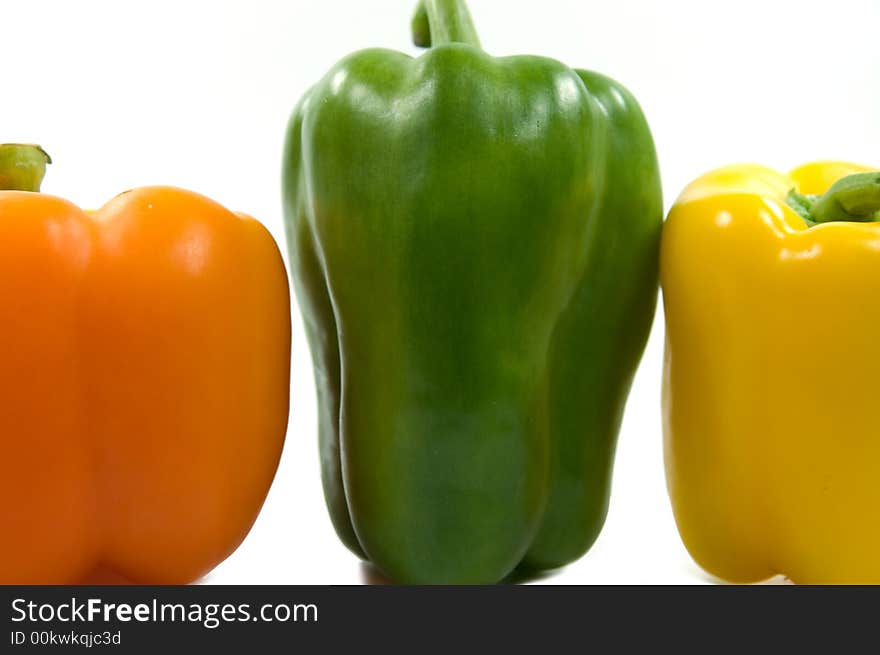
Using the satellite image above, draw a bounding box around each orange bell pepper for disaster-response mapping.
[0,144,290,584]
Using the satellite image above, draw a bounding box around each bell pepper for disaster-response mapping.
[0,144,291,584]
[662,160,880,584]
[283,0,662,583]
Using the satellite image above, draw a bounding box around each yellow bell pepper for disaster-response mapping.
[662,160,880,584]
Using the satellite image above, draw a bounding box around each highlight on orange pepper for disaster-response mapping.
[0,144,291,584]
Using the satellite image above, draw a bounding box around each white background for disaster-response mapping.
[3,0,878,584]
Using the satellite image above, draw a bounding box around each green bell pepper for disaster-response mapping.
[283,0,662,584]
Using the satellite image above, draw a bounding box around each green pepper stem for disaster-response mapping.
[0,144,51,192]
[808,172,880,223]
[412,0,481,49]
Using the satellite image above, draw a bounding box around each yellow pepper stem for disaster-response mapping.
[790,172,880,225]
[0,144,51,192]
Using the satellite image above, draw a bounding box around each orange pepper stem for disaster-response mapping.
[0,144,51,192]
[792,172,880,224]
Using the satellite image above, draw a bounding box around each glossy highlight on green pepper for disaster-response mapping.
[283,0,662,583]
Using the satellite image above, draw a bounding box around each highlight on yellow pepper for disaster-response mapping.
[0,144,291,584]
[661,160,880,584]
